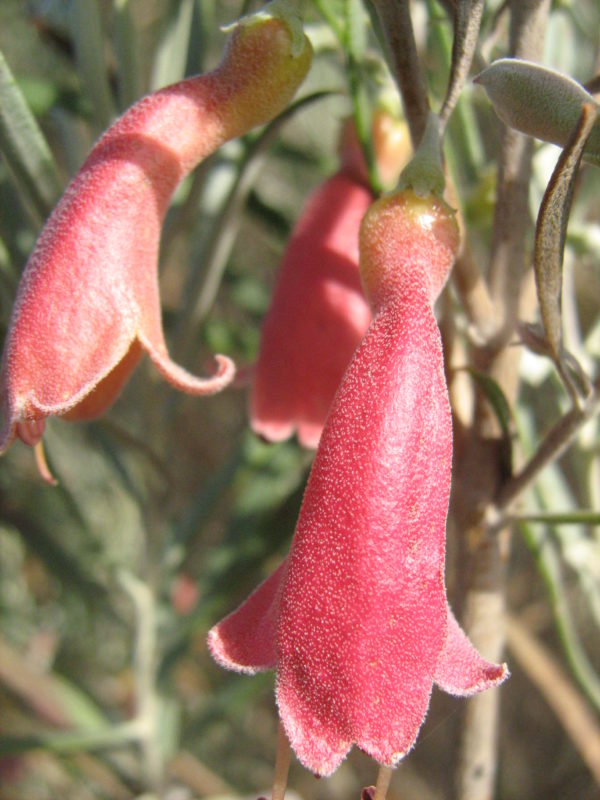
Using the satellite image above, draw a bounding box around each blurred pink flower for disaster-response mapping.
[250,172,372,448]
[209,190,508,775]
[0,11,312,464]
[250,111,410,448]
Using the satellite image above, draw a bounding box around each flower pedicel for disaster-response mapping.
[209,187,508,784]
[0,2,312,478]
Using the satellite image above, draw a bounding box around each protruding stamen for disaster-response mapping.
[34,440,58,486]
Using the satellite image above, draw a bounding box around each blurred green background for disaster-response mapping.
[1,1,600,799]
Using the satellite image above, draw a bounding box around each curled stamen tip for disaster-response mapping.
[34,440,58,486]
[361,787,376,800]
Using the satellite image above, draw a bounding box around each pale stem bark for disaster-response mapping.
[374,765,395,800]
[452,2,551,800]
[272,722,292,800]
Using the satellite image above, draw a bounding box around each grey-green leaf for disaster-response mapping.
[0,49,63,223]
[534,102,598,363]
[475,58,600,165]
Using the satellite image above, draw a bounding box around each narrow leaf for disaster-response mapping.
[174,90,334,358]
[534,102,598,363]
[343,0,381,192]
[0,49,63,222]
[0,721,141,757]
[468,368,513,438]
[150,0,195,90]
[468,368,513,476]
[113,0,144,109]
[440,0,484,129]
[312,0,345,41]
[520,520,600,710]
[70,0,115,131]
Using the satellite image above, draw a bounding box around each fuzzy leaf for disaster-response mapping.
[475,59,600,165]
[534,102,598,361]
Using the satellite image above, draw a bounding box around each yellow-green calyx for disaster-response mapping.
[397,112,446,198]
[223,0,308,58]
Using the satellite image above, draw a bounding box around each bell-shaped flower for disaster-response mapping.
[0,5,312,462]
[209,188,508,776]
[249,110,409,448]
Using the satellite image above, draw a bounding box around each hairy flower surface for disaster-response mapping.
[250,111,409,448]
[0,9,312,456]
[209,189,508,775]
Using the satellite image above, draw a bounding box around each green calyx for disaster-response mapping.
[223,1,308,59]
[397,112,445,197]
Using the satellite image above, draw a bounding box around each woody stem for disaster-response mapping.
[272,722,291,800]
[373,765,394,800]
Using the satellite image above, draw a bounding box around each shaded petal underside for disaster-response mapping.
[434,605,509,695]
[207,561,286,673]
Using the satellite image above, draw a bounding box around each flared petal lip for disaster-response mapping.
[250,417,323,449]
[140,331,235,397]
[275,678,424,777]
[0,326,235,455]
[206,627,266,676]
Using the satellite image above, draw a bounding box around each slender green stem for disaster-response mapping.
[119,571,162,790]
[518,521,600,710]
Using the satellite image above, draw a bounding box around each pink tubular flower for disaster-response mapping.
[209,189,508,775]
[0,7,312,459]
[249,172,372,448]
[249,111,410,448]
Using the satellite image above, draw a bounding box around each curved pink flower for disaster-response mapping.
[0,10,312,458]
[209,189,508,775]
[250,111,410,448]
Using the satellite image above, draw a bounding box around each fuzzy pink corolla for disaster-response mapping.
[0,10,312,457]
[250,111,410,448]
[250,173,373,448]
[209,189,508,775]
